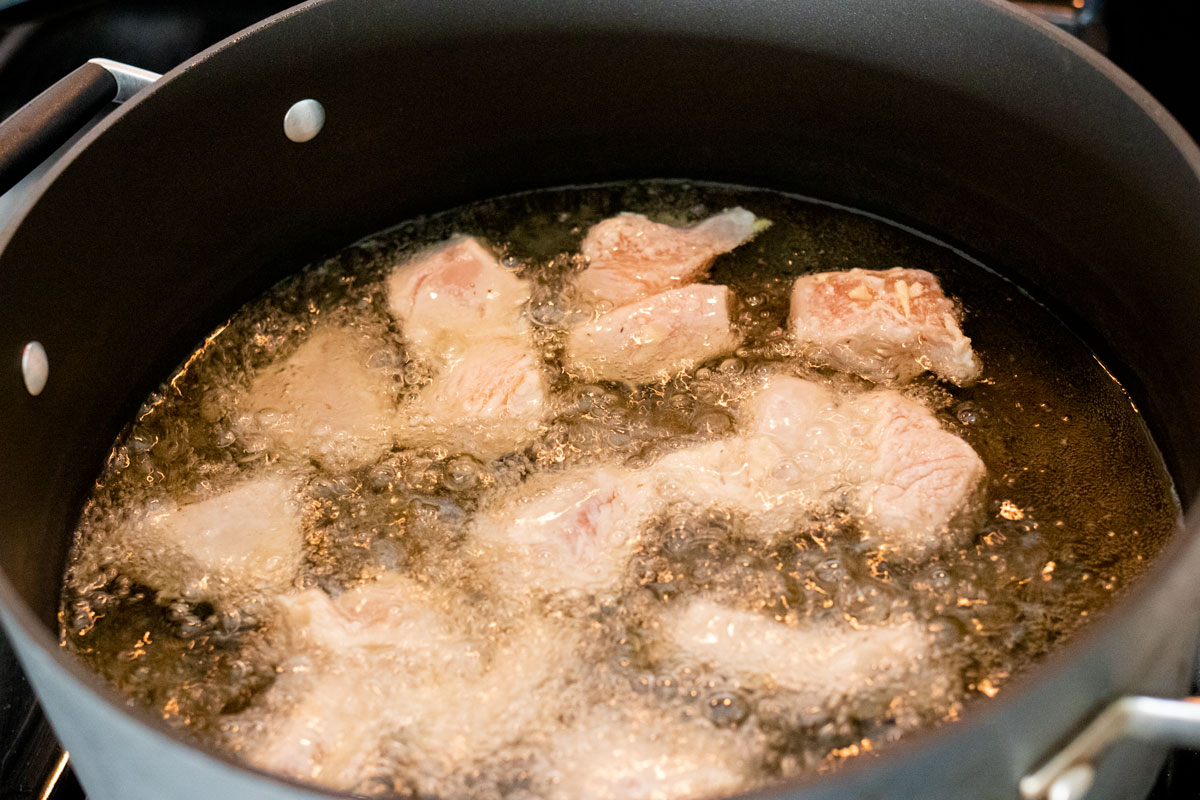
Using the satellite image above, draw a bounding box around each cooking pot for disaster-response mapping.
[4,1,1200,798]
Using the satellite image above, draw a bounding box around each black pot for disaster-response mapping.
[2,1,1200,798]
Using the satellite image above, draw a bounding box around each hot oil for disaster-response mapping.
[60,180,1178,798]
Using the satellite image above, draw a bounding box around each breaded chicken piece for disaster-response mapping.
[242,573,487,790]
[656,600,942,706]
[244,582,584,795]
[276,573,482,671]
[846,390,987,556]
[652,376,845,526]
[651,376,985,556]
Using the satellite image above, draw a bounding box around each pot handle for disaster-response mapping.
[0,59,160,197]
[1019,696,1200,800]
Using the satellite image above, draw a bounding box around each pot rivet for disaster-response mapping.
[1048,763,1095,800]
[284,99,325,143]
[21,341,48,396]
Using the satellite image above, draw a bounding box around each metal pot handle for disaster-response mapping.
[0,59,159,196]
[1020,696,1200,800]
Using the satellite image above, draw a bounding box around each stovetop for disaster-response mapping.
[1,1,1199,798]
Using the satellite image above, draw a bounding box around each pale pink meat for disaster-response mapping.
[241,573,486,791]
[545,706,752,800]
[847,390,986,555]
[386,235,531,362]
[564,284,742,384]
[575,208,765,308]
[242,609,586,795]
[789,267,981,385]
[237,670,386,791]
[469,467,657,595]
[739,373,839,452]
[655,600,956,712]
[398,338,547,460]
[387,235,548,457]
[118,475,304,605]
[651,376,985,555]
[237,326,397,470]
[651,376,846,528]
[277,573,481,669]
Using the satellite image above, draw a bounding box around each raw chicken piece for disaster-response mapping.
[656,600,943,706]
[564,284,742,384]
[575,208,767,308]
[119,475,303,604]
[244,592,584,795]
[789,267,981,385]
[846,390,986,555]
[651,376,846,525]
[544,706,753,800]
[386,235,531,362]
[469,467,657,595]
[400,616,589,792]
[243,573,488,791]
[739,373,839,453]
[237,669,390,791]
[398,338,547,460]
[652,437,762,512]
[277,573,482,674]
[651,376,985,556]
[386,235,547,459]
[237,326,396,470]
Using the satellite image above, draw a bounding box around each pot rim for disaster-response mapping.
[2,0,1200,797]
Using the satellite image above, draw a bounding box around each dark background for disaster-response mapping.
[1,1,1198,798]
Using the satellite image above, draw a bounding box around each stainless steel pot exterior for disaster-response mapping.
[2,1,1200,798]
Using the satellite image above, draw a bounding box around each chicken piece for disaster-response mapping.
[652,377,985,556]
[651,376,846,526]
[236,669,390,792]
[544,706,753,800]
[401,616,588,793]
[238,326,396,470]
[656,600,943,707]
[739,373,839,452]
[789,267,981,385]
[469,467,657,595]
[652,437,761,512]
[386,235,532,363]
[564,284,742,384]
[575,208,767,309]
[397,338,547,460]
[244,595,584,795]
[277,573,482,674]
[846,390,986,556]
[243,573,488,791]
[119,475,303,604]
[386,236,546,459]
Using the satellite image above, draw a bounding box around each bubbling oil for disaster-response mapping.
[61,181,1178,799]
